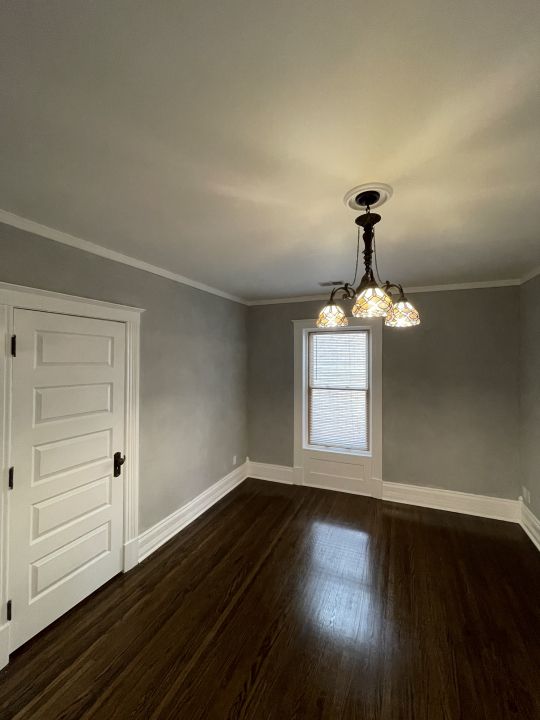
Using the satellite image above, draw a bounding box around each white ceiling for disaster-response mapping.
[1,1,540,301]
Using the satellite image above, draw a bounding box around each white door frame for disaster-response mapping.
[0,281,143,667]
[293,318,383,492]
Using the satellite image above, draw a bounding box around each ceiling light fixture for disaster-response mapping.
[316,184,421,329]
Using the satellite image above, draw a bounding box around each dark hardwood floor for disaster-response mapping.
[1,478,539,719]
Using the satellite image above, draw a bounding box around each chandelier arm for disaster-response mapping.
[328,283,356,304]
[382,282,408,302]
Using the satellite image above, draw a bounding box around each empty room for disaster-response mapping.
[0,1,539,718]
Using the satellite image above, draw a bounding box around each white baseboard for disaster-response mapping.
[382,481,520,522]
[138,463,247,561]
[521,501,540,551]
[247,461,294,484]
[0,623,9,670]
[135,463,539,565]
[246,461,523,525]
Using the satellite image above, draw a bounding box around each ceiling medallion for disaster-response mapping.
[316,184,421,329]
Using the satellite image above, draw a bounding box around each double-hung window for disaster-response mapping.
[307,330,370,453]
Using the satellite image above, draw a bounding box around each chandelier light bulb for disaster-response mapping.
[316,303,349,328]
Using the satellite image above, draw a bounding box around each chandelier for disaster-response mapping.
[316,184,421,329]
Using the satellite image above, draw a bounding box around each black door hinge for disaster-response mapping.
[8,467,14,490]
[10,335,16,357]
[6,600,12,622]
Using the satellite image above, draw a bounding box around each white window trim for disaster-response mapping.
[293,318,382,487]
[305,328,371,457]
[0,281,143,668]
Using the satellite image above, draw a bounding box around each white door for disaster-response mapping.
[8,310,125,651]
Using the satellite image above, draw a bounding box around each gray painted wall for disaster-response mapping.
[0,220,530,526]
[0,223,247,532]
[248,287,521,499]
[520,275,540,517]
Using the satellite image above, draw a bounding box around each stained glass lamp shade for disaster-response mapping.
[385,298,421,327]
[316,303,349,328]
[352,282,392,318]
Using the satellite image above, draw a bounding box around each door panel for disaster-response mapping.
[31,476,112,539]
[33,429,112,482]
[36,330,113,366]
[30,523,111,598]
[9,310,125,651]
[34,383,112,424]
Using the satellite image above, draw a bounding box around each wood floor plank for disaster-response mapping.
[0,479,538,720]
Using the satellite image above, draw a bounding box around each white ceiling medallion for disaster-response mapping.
[343,183,393,211]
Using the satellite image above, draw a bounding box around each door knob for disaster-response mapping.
[114,451,126,477]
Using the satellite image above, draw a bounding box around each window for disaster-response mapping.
[307,330,370,453]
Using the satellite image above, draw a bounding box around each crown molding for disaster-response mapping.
[0,209,245,305]
[246,294,328,306]
[2,208,537,306]
[405,279,521,293]
[247,278,523,305]
[521,265,540,284]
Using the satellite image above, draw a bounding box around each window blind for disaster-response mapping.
[308,331,369,452]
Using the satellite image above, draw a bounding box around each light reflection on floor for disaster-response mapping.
[301,520,385,647]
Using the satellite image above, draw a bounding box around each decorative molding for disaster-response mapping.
[0,306,9,640]
[304,477,382,497]
[293,466,304,485]
[247,279,523,306]
[382,481,520,522]
[292,318,382,499]
[0,209,244,305]
[404,279,520,294]
[123,538,140,573]
[138,463,247,561]
[247,294,329,306]
[245,462,522,523]
[123,320,140,571]
[0,280,143,322]
[372,476,383,500]
[521,502,540,551]
[247,461,294,484]
[0,623,9,670]
[521,265,540,285]
[2,208,537,308]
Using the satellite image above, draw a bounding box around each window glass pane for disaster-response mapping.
[309,389,368,450]
[308,331,369,452]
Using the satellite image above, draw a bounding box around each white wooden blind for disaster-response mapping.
[308,331,369,452]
